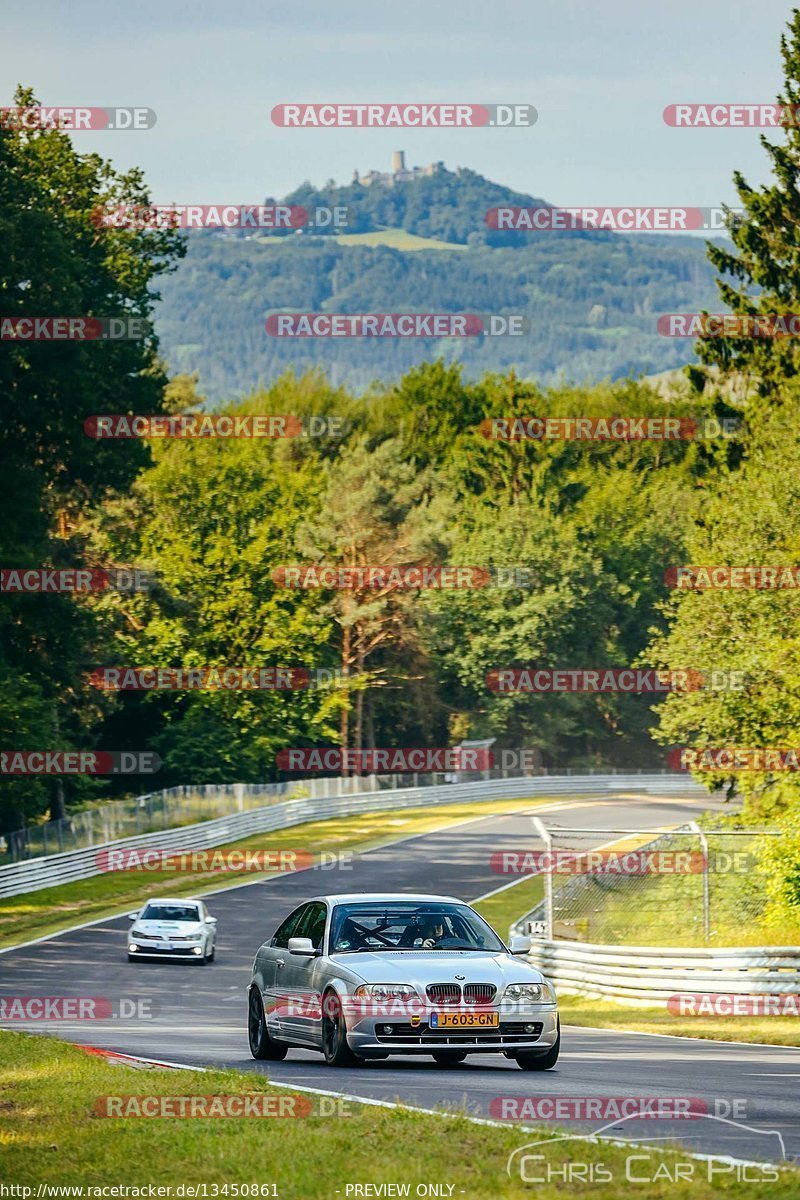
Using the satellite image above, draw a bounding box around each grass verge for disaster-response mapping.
[0,1030,794,1197]
[0,795,553,951]
[558,995,800,1048]
[473,874,545,936]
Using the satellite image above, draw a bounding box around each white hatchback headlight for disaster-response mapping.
[353,984,418,1000]
[503,982,554,1003]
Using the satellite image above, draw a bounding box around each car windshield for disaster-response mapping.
[140,904,200,923]
[329,902,504,953]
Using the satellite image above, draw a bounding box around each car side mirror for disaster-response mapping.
[288,937,317,957]
[509,933,532,955]
[127,912,139,921]
[205,916,217,924]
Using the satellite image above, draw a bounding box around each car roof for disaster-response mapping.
[308,892,464,905]
[142,898,202,907]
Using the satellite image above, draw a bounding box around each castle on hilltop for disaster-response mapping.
[353,151,445,188]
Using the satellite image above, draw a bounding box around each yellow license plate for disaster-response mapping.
[430,1011,499,1029]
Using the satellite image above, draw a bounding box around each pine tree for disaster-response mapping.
[699,9,800,402]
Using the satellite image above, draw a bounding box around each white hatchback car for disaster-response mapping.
[127,898,217,964]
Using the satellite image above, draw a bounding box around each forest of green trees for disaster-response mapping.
[4,4,800,930]
[157,192,718,399]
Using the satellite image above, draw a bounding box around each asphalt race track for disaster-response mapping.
[2,792,798,1167]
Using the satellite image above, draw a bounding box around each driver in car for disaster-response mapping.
[416,919,446,948]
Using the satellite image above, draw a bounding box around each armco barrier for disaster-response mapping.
[0,772,702,898]
[522,940,800,1005]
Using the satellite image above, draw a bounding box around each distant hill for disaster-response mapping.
[155,162,722,400]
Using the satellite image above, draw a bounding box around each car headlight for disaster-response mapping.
[503,982,554,1003]
[353,984,418,1000]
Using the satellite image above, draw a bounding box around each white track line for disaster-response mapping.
[563,1024,800,1051]
[71,1043,790,1173]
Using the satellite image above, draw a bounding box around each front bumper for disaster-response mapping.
[346,1006,559,1056]
[128,943,205,959]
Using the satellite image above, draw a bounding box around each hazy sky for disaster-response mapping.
[1,0,795,210]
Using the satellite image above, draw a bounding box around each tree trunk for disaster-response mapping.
[354,644,365,759]
[340,624,351,776]
[52,779,66,821]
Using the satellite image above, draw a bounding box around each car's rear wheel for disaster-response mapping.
[432,1051,467,1065]
[515,1030,560,1071]
[321,990,360,1067]
[248,988,288,1061]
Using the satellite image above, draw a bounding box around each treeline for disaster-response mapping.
[157,233,718,400]
[3,314,737,832]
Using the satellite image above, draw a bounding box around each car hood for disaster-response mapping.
[328,951,546,988]
[133,920,204,935]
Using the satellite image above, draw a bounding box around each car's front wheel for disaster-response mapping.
[321,990,360,1067]
[515,1029,560,1071]
[248,989,288,1061]
[432,1051,467,1066]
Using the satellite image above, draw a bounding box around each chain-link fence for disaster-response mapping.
[514,820,782,948]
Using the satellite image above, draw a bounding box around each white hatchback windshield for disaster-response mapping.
[140,904,200,922]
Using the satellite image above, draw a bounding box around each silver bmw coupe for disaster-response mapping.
[247,892,559,1069]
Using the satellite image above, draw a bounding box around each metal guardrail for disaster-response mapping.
[2,765,689,862]
[522,939,800,1004]
[0,772,703,898]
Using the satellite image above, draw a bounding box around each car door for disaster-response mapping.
[279,901,328,1047]
[264,904,309,1037]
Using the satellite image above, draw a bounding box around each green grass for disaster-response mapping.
[0,796,551,951]
[474,874,545,936]
[558,995,800,1047]
[252,227,467,251]
[1,1031,794,1196]
[333,227,468,251]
